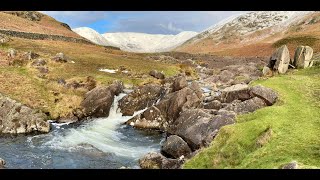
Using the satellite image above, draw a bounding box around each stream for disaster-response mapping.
[0,94,164,169]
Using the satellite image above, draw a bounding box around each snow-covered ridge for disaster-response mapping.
[72,27,116,47]
[72,27,197,53]
[102,31,198,53]
[184,11,313,45]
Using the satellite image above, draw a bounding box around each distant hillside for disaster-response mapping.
[176,11,320,57]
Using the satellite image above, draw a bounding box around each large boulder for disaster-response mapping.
[119,84,164,116]
[171,76,188,92]
[219,84,251,103]
[139,152,183,169]
[293,46,314,68]
[168,109,235,150]
[0,158,5,169]
[223,97,266,114]
[161,135,192,159]
[0,94,50,134]
[270,45,290,74]
[149,70,165,79]
[80,81,123,118]
[157,82,203,125]
[250,85,278,106]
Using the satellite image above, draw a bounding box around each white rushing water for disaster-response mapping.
[43,94,159,159]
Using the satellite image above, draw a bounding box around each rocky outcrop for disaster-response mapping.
[270,45,290,74]
[223,97,266,114]
[0,94,50,134]
[161,135,192,158]
[139,152,183,169]
[168,109,235,150]
[149,70,165,79]
[293,46,314,68]
[80,81,123,118]
[4,11,44,21]
[127,81,203,131]
[262,66,272,76]
[119,84,165,116]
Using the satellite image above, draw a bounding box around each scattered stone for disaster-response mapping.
[22,51,39,60]
[139,152,183,169]
[0,94,50,134]
[250,85,278,106]
[149,70,165,79]
[36,66,49,74]
[52,52,68,63]
[31,59,47,66]
[57,78,66,85]
[7,48,17,58]
[281,161,299,169]
[161,135,192,159]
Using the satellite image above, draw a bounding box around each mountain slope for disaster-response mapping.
[176,11,318,57]
[72,27,116,47]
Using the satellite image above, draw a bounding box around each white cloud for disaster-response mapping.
[158,22,185,33]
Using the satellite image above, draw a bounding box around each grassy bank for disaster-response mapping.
[184,67,320,169]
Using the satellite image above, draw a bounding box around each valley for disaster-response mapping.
[0,11,320,169]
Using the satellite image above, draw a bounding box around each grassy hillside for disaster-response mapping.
[0,11,81,38]
[0,37,180,119]
[184,66,320,169]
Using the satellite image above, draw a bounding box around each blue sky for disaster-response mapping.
[42,11,246,34]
